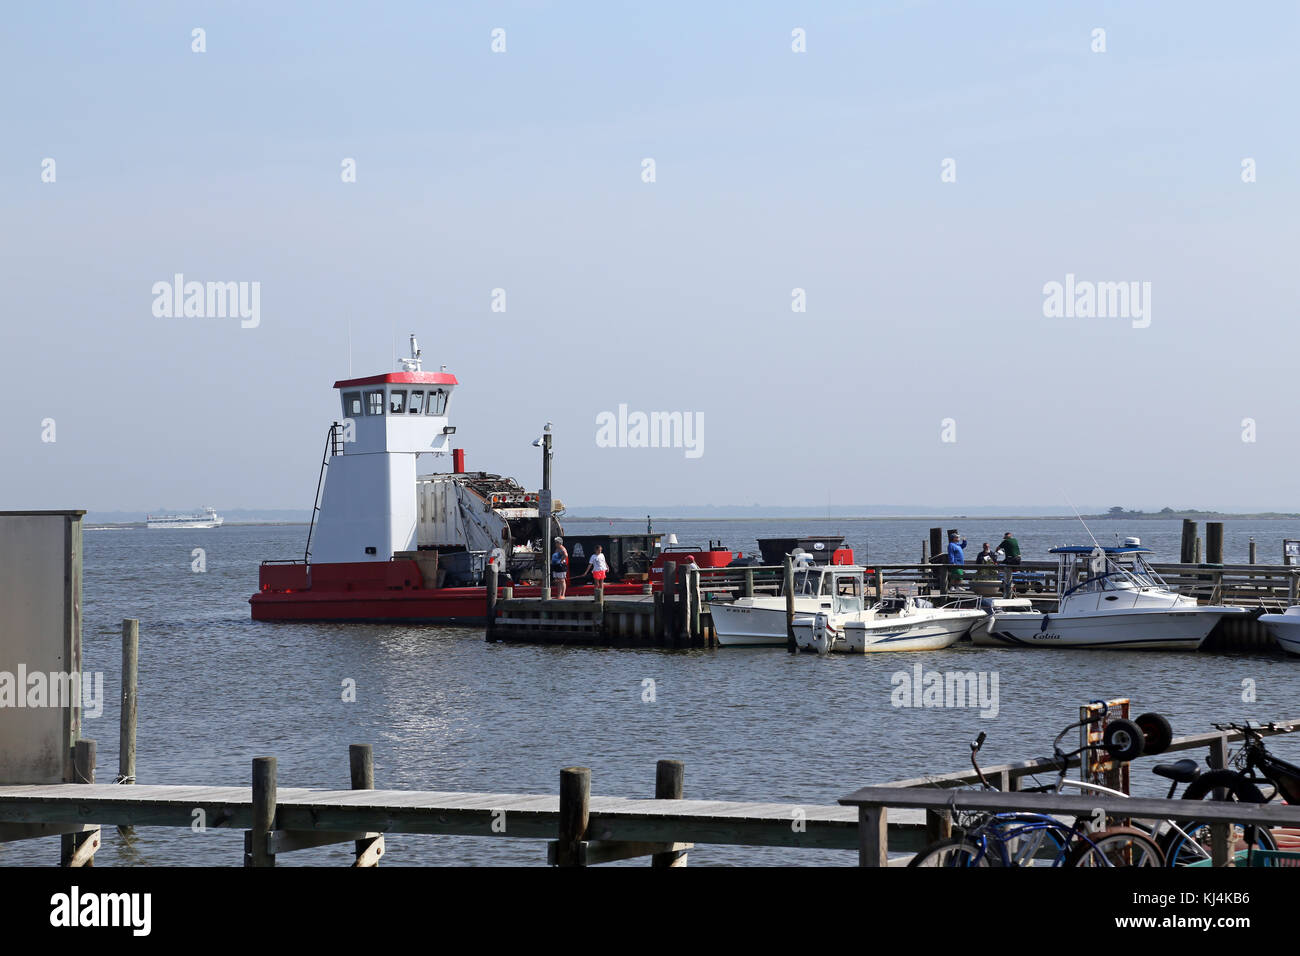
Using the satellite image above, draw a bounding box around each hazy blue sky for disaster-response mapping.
[3,1,1297,513]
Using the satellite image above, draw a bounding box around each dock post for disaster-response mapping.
[1001,565,1012,599]
[652,760,687,868]
[1289,572,1298,607]
[784,556,796,653]
[1249,538,1257,564]
[485,564,498,642]
[661,561,676,645]
[1206,522,1223,565]
[675,565,689,645]
[118,618,139,835]
[555,767,590,867]
[1208,735,1231,865]
[857,805,887,867]
[742,568,754,598]
[61,740,99,866]
[246,756,277,867]
[687,568,702,644]
[1195,536,1202,564]
[1180,520,1197,564]
[349,744,384,866]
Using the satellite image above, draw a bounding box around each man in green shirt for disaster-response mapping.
[997,532,1022,566]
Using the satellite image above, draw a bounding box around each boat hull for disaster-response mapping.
[710,597,831,646]
[792,612,980,654]
[976,607,1242,651]
[1257,615,1300,656]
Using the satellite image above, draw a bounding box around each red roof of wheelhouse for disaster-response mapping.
[333,372,459,389]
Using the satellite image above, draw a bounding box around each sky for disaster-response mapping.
[2,1,1298,514]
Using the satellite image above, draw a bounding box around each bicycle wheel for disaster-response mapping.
[1160,819,1277,867]
[1181,769,1266,804]
[1067,827,1165,867]
[908,837,999,867]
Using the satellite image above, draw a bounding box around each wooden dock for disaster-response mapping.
[484,558,1300,651]
[5,721,1296,866]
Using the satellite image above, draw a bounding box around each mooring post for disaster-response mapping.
[1249,538,1257,564]
[1180,519,1197,564]
[1195,536,1202,564]
[1206,522,1223,565]
[118,618,139,835]
[246,756,277,867]
[349,744,384,866]
[484,564,498,642]
[555,767,590,867]
[652,760,687,868]
[61,740,99,866]
[661,561,676,645]
[742,567,754,598]
[119,619,139,784]
[675,565,689,644]
[784,555,796,653]
[687,568,702,644]
[1289,572,1298,607]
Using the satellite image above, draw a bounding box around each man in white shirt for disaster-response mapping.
[587,545,609,598]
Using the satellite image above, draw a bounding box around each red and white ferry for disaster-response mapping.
[249,336,733,624]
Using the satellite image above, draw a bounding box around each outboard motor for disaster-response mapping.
[812,612,833,655]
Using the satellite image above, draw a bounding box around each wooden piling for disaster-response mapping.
[1180,520,1197,564]
[555,767,590,867]
[661,561,676,643]
[652,760,687,868]
[246,756,277,867]
[742,568,754,598]
[1195,537,1202,564]
[61,740,99,866]
[687,568,701,644]
[118,618,139,836]
[784,556,796,653]
[484,564,498,642]
[1206,522,1224,565]
[349,744,384,866]
[1250,539,1257,564]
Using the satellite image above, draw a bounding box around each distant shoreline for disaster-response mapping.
[569,513,1300,522]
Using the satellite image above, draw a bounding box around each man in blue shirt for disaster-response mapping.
[947,532,968,588]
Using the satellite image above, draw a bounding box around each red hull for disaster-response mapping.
[249,559,648,624]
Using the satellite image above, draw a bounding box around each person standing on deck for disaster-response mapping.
[997,532,1022,566]
[551,537,570,598]
[587,545,609,599]
[947,532,968,588]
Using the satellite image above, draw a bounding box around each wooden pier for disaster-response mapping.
[5,721,1295,866]
[483,558,1300,652]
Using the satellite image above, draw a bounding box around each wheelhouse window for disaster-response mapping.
[426,389,447,415]
[408,390,425,414]
[365,390,385,415]
[389,390,407,414]
[342,391,362,417]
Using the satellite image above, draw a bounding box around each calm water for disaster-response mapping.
[5,518,1298,867]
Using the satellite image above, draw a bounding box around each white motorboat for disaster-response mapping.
[1257,607,1300,656]
[792,593,984,654]
[710,563,865,647]
[980,543,1246,651]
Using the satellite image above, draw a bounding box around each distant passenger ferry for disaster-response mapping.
[147,507,224,529]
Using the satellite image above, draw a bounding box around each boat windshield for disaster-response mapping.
[791,569,821,596]
[1061,551,1167,596]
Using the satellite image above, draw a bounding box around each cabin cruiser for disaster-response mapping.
[791,592,985,654]
[710,562,865,647]
[979,544,1246,651]
[1257,607,1300,656]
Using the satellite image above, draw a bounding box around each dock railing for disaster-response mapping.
[693,561,1300,607]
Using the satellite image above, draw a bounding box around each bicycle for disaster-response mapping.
[910,716,1165,867]
[1157,720,1300,865]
